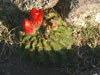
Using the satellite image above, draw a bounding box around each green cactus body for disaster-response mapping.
[31,40,37,51]
[21,11,73,63]
[37,39,43,52]
[22,35,31,43]
[25,42,31,49]
[50,34,63,50]
[21,18,73,50]
[42,39,52,51]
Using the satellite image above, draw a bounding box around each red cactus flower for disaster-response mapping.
[29,8,43,29]
[23,19,34,34]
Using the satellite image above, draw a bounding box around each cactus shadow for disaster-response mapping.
[23,45,100,66]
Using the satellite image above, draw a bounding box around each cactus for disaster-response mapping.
[21,9,73,51]
[21,11,73,51]
[20,9,73,64]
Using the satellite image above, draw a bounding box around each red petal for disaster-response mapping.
[23,19,34,34]
[29,8,43,29]
[39,9,43,16]
[30,8,37,13]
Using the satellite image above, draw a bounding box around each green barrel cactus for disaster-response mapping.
[20,11,73,52]
[20,10,73,64]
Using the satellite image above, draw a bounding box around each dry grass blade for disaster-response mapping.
[0,25,18,62]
